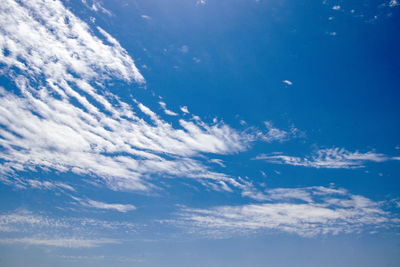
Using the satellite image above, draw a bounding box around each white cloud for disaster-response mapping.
[0,210,137,247]
[257,121,289,142]
[180,106,190,114]
[26,179,75,191]
[208,159,226,168]
[0,211,66,232]
[173,186,394,238]
[159,101,178,116]
[192,57,201,63]
[332,5,341,10]
[282,80,293,85]
[252,122,301,144]
[81,0,112,16]
[228,177,269,201]
[0,237,117,248]
[0,0,258,194]
[389,0,399,7]
[0,210,137,232]
[71,196,136,212]
[0,175,75,192]
[196,0,207,6]
[254,148,389,169]
[0,0,356,202]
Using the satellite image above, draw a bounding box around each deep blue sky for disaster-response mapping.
[0,0,400,266]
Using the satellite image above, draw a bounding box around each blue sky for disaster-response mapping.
[0,0,400,266]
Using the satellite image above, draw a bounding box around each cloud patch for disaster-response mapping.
[282,80,293,85]
[159,101,178,116]
[0,210,137,248]
[173,186,396,238]
[254,148,390,169]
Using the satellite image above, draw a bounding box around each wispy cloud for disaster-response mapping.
[0,176,76,192]
[208,159,226,168]
[254,148,391,169]
[1,0,386,209]
[0,237,117,248]
[196,0,207,6]
[71,196,136,212]
[81,0,112,16]
[172,186,396,238]
[0,210,137,247]
[254,121,300,143]
[261,121,290,142]
[159,101,178,116]
[0,211,67,233]
[0,210,137,232]
[0,0,259,194]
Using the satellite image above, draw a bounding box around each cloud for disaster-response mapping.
[192,57,201,63]
[389,0,399,7]
[0,0,375,203]
[254,148,389,169]
[208,159,226,168]
[180,106,190,114]
[172,186,395,238]
[0,237,117,248]
[260,121,289,142]
[0,210,137,247]
[0,211,66,233]
[81,0,112,16]
[196,0,207,6]
[25,180,75,191]
[71,196,136,212]
[0,210,137,232]
[332,5,341,10]
[0,175,76,192]
[254,121,300,143]
[282,80,293,85]
[159,101,178,116]
[0,0,258,194]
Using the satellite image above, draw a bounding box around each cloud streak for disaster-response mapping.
[0,237,117,248]
[254,148,391,169]
[71,196,136,212]
[0,209,137,247]
[173,186,396,238]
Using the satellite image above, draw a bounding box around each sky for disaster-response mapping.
[0,0,400,266]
